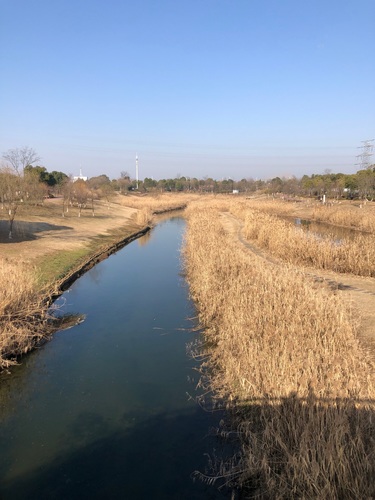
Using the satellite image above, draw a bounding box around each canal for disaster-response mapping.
[0,217,228,499]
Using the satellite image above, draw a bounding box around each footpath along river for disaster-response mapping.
[0,216,228,499]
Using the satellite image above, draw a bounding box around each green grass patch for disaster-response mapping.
[34,223,144,288]
[35,248,90,287]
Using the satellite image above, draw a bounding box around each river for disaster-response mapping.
[0,217,228,499]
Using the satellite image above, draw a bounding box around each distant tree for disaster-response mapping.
[269,177,284,193]
[87,174,111,190]
[117,171,131,193]
[24,165,48,182]
[61,177,74,216]
[87,175,114,207]
[143,177,157,190]
[330,174,346,199]
[357,169,375,200]
[301,175,316,196]
[344,174,358,194]
[23,168,48,205]
[0,165,23,238]
[50,170,69,192]
[50,170,68,185]
[100,183,114,208]
[235,178,250,193]
[2,147,40,175]
[175,180,184,192]
[73,179,89,217]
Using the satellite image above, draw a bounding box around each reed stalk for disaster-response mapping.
[242,209,375,277]
[312,203,375,233]
[0,258,55,368]
[183,205,375,498]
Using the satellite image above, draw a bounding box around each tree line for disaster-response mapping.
[1,146,374,238]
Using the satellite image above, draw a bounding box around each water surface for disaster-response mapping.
[0,217,227,499]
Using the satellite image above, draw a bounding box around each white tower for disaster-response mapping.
[135,154,139,190]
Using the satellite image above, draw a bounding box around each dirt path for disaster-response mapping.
[219,211,375,359]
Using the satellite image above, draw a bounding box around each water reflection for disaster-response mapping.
[0,217,228,500]
[292,217,369,242]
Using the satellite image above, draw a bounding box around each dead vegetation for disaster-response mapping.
[0,258,55,368]
[312,202,375,233]
[183,204,375,498]
[120,192,200,213]
[241,208,375,277]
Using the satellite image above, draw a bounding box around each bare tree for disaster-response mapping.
[2,147,41,175]
[24,169,48,205]
[118,171,131,194]
[0,165,23,238]
[61,177,74,216]
[73,179,89,217]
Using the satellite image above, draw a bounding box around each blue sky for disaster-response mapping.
[1,0,374,181]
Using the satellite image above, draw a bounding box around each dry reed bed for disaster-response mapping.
[242,196,305,216]
[242,196,375,234]
[241,209,375,277]
[312,203,375,233]
[0,258,54,368]
[183,206,375,498]
[120,192,200,212]
[121,193,202,226]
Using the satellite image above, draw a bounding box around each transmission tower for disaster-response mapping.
[356,139,374,170]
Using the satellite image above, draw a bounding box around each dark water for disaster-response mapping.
[288,217,370,242]
[0,217,228,499]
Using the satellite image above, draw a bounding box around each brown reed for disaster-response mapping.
[183,205,375,498]
[0,258,54,368]
[241,208,375,277]
[312,203,375,233]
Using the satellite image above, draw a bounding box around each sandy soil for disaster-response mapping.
[219,211,375,360]
[0,197,139,263]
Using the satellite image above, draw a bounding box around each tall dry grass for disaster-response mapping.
[135,207,153,226]
[312,203,375,233]
[0,258,54,368]
[243,196,304,216]
[183,206,375,498]
[120,192,200,213]
[242,209,375,277]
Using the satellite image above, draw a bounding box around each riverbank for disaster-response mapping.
[0,193,193,368]
[183,200,375,498]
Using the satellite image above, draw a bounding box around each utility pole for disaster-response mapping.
[356,139,374,170]
[135,154,139,190]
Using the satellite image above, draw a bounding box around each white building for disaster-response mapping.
[73,168,88,182]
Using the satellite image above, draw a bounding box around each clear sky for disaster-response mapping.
[1,0,374,181]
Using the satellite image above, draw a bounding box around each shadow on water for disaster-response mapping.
[0,220,72,243]
[0,407,230,500]
[2,395,372,500]
[0,216,233,499]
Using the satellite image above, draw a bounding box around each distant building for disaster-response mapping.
[73,168,88,182]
